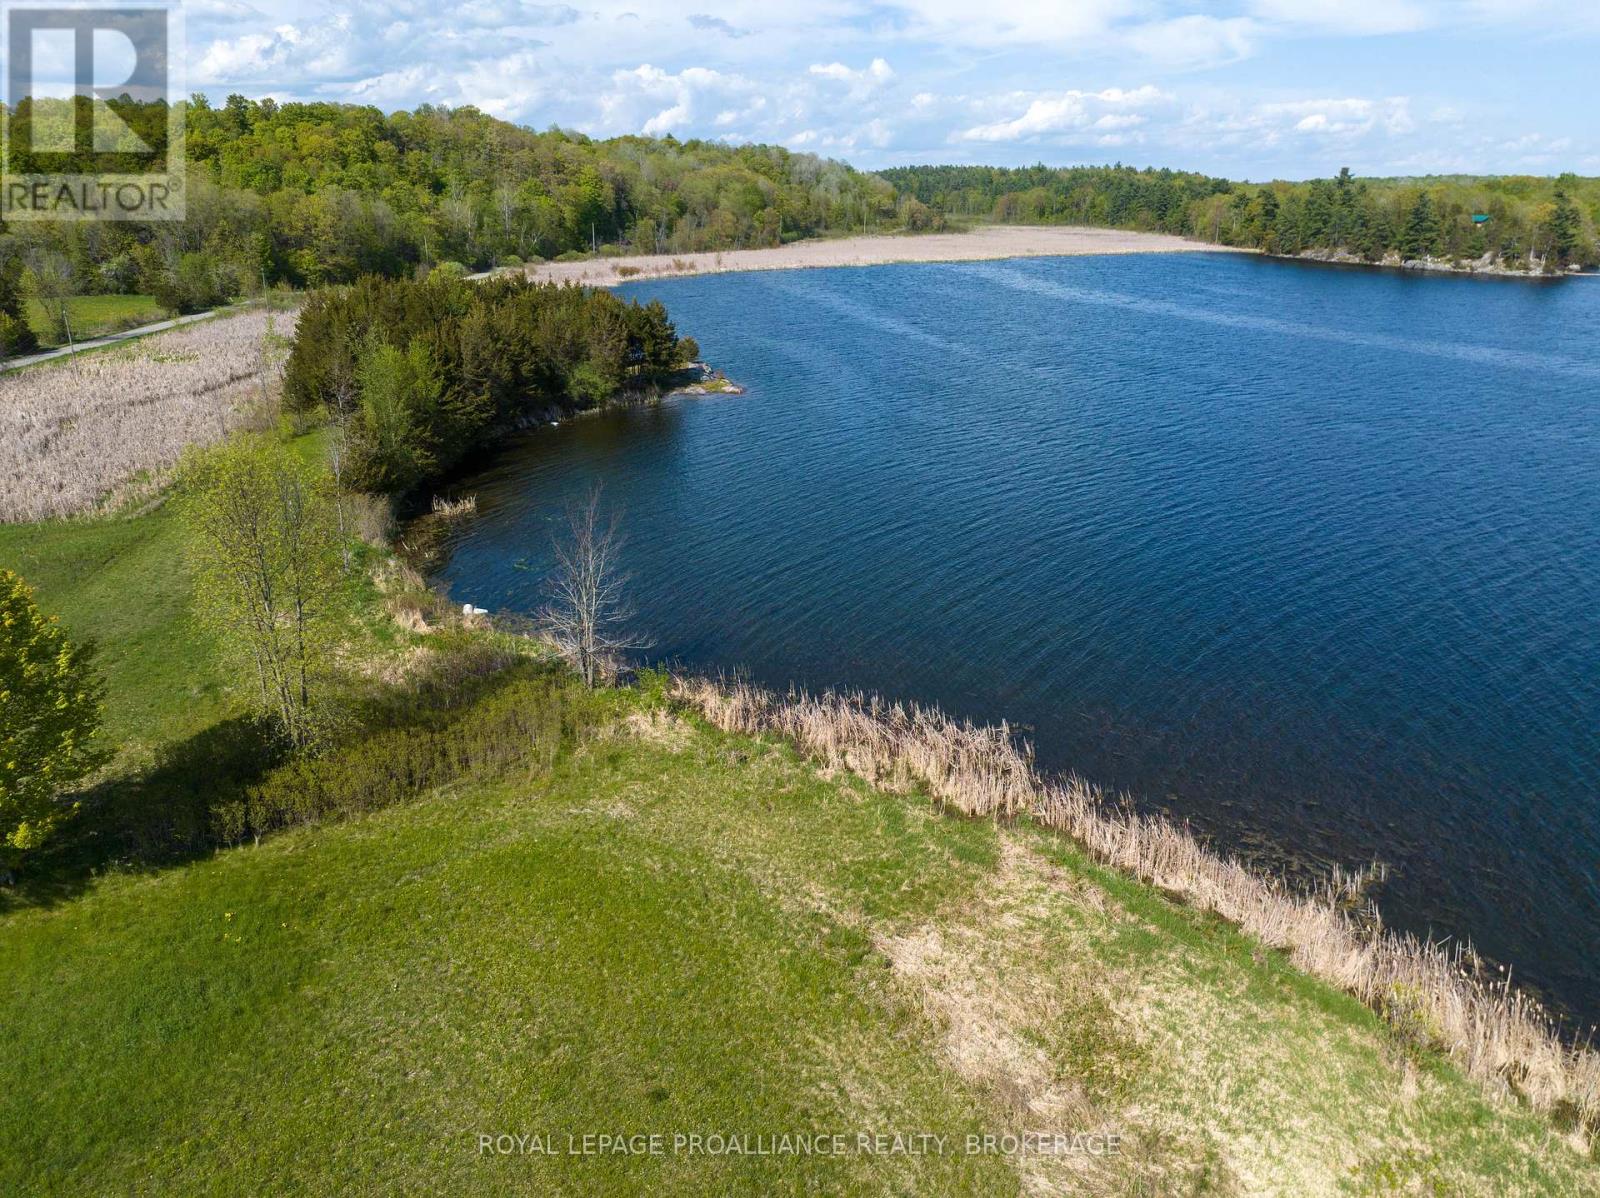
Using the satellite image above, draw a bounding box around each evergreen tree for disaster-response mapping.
[1254,188,1280,251]
[1399,192,1440,260]
[1549,177,1581,265]
[1356,205,1395,262]
[0,254,39,356]
[1330,167,1358,247]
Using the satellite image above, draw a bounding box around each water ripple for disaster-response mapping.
[437,253,1600,1025]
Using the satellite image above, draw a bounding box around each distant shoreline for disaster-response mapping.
[512,225,1237,287]
[1279,246,1592,280]
[503,225,1600,288]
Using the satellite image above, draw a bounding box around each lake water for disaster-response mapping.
[432,253,1600,1027]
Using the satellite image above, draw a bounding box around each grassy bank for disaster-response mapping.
[2,490,1598,1194]
[3,667,1597,1193]
[0,508,231,755]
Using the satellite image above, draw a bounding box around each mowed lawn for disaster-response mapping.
[0,509,232,756]
[25,293,168,347]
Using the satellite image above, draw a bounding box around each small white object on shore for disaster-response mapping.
[462,603,489,616]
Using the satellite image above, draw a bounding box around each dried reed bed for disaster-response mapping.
[672,675,1600,1137]
[0,307,298,522]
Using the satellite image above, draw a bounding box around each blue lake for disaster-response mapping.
[433,253,1600,1026]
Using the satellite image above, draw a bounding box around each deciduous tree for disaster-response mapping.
[180,438,345,748]
[0,571,105,876]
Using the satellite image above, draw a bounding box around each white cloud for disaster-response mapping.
[1247,0,1433,36]
[808,58,894,88]
[598,63,749,137]
[194,25,310,82]
[960,85,1170,142]
[1123,16,1259,68]
[1259,96,1416,138]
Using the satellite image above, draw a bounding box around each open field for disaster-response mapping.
[25,293,168,347]
[0,306,295,522]
[0,509,231,759]
[3,665,1598,1194]
[519,225,1235,286]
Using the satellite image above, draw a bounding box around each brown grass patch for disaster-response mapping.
[671,675,1600,1141]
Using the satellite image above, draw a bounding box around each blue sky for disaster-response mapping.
[180,1,1600,179]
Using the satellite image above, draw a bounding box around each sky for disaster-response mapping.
[172,0,1600,179]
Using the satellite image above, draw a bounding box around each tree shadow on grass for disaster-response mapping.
[2,653,589,914]
[2,715,286,911]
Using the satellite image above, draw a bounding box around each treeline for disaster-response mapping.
[6,89,1598,315]
[882,163,1600,270]
[883,163,1234,232]
[284,274,697,495]
[0,97,904,311]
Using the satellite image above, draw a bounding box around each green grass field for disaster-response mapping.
[0,507,231,755]
[3,688,1596,1194]
[25,293,168,348]
[3,492,1598,1194]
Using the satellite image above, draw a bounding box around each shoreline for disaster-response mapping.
[505,226,1598,289]
[674,676,1600,1134]
[1280,246,1592,280]
[514,225,1237,287]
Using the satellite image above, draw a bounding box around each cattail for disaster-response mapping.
[1,307,299,522]
[671,673,1600,1139]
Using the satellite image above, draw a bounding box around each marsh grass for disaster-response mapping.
[671,675,1600,1139]
[0,307,298,522]
[430,493,478,519]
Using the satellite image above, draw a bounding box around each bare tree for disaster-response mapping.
[538,485,642,687]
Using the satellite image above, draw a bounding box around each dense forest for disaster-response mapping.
[0,96,904,314]
[882,163,1600,271]
[284,274,697,496]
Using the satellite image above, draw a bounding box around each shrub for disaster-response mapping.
[67,648,600,870]
[218,660,602,845]
[0,312,37,357]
